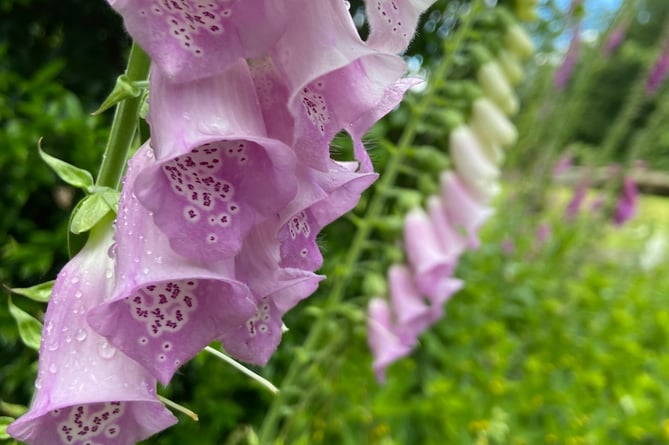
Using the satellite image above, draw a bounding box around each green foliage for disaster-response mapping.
[6,299,42,352]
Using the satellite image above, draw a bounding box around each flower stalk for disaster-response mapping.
[95,42,151,190]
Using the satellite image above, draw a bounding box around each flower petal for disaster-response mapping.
[108,0,290,82]
[364,0,436,54]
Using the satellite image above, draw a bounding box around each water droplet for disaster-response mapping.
[105,269,113,279]
[107,243,117,259]
[98,340,117,359]
[47,342,59,351]
[35,377,43,389]
[154,256,163,264]
[142,268,150,275]
[64,334,73,343]
[75,291,83,299]
[48,363,58,374]
[75,329,87,342]
[45,321,54,335]
[70,277,80,284]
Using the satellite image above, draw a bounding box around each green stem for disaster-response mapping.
[257,2,482,442]
[95,42,151,189]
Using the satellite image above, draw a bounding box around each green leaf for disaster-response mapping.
[9,280,54,303]
[0,401,26,418]
[69,189,118,235]
[92,74,143,115]
[7,298,42,351]
[0,416,15,440]
[38,141,94,191]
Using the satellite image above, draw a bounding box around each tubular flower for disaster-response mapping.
[439,171,494,249]
[276,160,378,271]
[469,97,518,148]
[449,125,501,202]
[404,207,456,296]
[88,145,260,384]
[366,298,413,383]
[267,0,412,171]
[613,175,638,226]
[106,0,291,82]
[554,24,581,90]
[139,59,297,262]
[8,222,176,444]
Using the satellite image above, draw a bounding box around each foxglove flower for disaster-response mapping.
[8,222,176,444]
[367,298,412,383]
[646,38,669,96]
[107,0,291,82]
[477,60,519,115]
[388,264,432,346]
[426,195,468,260]
[268,0,411,171]
[276,160,378,271]
[227,220,326,363]
[404,207,456,296]
[497,49,524,86]
[449,125,501,202]
[565,179,588,220]
[439,171,494,249]
[613,175,638,226]
[554,24,581,90]
[88,145,261,384]
[505,24,534,60]
[364,0,436,54]
[603,24,627,57]
[469,98,518,148]
[138,59,297,262]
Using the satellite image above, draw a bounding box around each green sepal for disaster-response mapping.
[9,280,54,303]
[92,74,144,115]
[7,298,42,351]
[0,416,16,440]
[69,188,119,235]
[38,141,94,191]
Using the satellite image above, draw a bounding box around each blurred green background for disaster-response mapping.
[1,0,668,444]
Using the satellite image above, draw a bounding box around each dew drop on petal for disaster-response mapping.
[98,340,117,359]
[75,329,87,342]
[75,291,83,299]
[48,363,58,374]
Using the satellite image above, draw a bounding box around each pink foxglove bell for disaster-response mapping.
[439,171,494,249]
[267,0,410,171]
[367,298,412,383]
[613,175,638,226]
[388,264,433,346]
[88,145,261,384]
[137,59,297,262]
[404,207,456,296]
[8,221,177,444]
